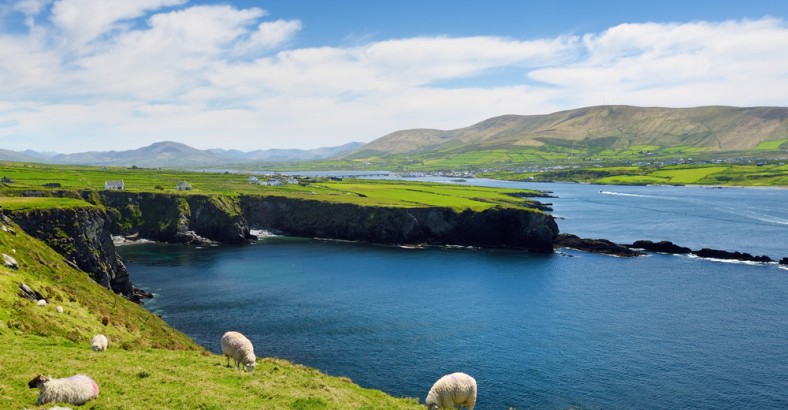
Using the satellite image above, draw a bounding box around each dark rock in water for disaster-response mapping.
[129,287,154,304]
[554,233,643,257]
[780,257,788,265]
[629,240,692,254]
[694,248,773,263]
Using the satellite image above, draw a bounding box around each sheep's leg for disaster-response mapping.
[226,355,231,367]
[466,397,476,410]
[235,359,240,370]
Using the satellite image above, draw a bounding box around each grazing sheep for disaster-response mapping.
[56,305,64,314]
[425,372,477,410]
[221,331,256,372]
[27,374,99,405]
[91,334,108,352]
[36,299,47,307]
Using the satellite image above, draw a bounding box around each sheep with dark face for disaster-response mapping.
[221,331,256,372]
[28,374,99,405]
[425,372,477,410]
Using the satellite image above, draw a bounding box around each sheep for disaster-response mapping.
[221,331,256,372]
[27,374,99,406]
[57,305,64,314]
[425,372,477,410]
[91,334,108,352]
[37,299,47,307]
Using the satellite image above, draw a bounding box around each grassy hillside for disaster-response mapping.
[352,106,788,156]
[0,336,421,409]
[0,214,423,408]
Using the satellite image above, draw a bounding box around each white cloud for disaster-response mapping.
[0,3,786,153]
[50,0,186,47]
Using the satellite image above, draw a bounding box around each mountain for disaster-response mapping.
[349,105,788,158]
[7,141,364,167]
[50,141,226,167]
[208,142,364,162]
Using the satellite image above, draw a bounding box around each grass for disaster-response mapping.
[0,212,422,409]
[754,138,788,150]
[649,166,727,184]
[0,197,94,211]
[0,162,547,212]
[0,335,422,409]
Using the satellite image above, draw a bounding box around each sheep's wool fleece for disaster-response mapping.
[221,331,255,367]
[426,372,477,410]
[37,375,99,405]
[91,334,108,352]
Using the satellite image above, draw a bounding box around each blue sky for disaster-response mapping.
[1,0,787,153]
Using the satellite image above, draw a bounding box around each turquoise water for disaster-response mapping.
[120,183,788,409]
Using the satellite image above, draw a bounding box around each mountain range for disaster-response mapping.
[2,105,786,168]
[0,141,364,167]
[349,105,788,158]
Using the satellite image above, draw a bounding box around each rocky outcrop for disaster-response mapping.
[96,192,253,244]
[555,233,643,257]
[628,240,692,254]
[693,248,772,263]
[7,206,133,296]
[240,196,558,252]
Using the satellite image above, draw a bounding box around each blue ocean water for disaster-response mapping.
[120,182,788,409]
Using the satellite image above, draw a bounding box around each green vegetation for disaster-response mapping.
[754,138,788,150]
[0,336,421,409]
[493,164,788,186]
[0,212,421,408]
[0,197,93,211]
[0,162,544,212]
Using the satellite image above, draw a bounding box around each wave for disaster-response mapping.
[740,211,788,226]
[686,254,776,267]
[598,190,652,198]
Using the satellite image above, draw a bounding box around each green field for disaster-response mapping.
[754,138,788,150]
[493,164,788,186]
[0,196,94,211]
[0,162,545,212]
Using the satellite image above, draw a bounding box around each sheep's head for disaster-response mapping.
[246,362,256,373]
[27,374,49,389]
[91,344,101,352]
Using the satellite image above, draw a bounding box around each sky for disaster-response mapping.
[1,0,787,153]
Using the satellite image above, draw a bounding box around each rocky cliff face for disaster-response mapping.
[239,196,558,252]
[97,192,253,244]
[7,206,133,296]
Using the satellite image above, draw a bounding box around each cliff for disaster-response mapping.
[92,192,557,252]
[97,192,254,244]
[240,196,558,252]
[6,205,133,297]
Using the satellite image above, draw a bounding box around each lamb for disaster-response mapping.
[91,334,108,352]
[28,374,99,405]
[221,331,256,372]
[425,372,477,410]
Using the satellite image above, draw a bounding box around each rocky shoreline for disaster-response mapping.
[556,236,786,265]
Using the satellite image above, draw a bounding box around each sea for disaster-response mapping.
[119,180,788,409]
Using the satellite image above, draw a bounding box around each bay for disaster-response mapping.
[120,182,788,409]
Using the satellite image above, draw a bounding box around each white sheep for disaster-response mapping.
[425,372,477,410]
[56,305,64,314]
[91,334,108,352]
[37,299,47,307]
[221,331,256,372]
[27,374,99,405]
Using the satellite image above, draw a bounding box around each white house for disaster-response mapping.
[176,181,192,190]
[104,180,125,190]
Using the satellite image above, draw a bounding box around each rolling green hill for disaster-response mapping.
[350,106,788,158]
